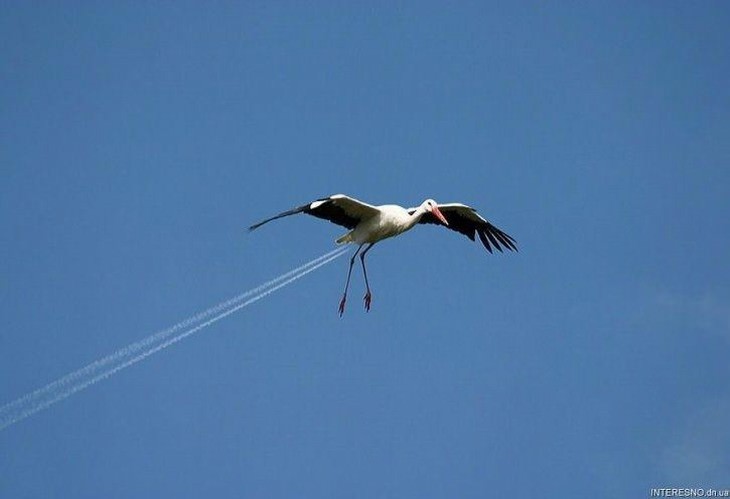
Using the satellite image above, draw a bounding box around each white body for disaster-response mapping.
[344,204,423,244]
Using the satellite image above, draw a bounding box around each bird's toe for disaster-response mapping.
[338,296,347,317]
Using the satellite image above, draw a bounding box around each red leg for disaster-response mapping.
[360,243,375,312]
[339,245,362,317]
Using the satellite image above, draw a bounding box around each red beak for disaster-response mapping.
[432,206,449,226]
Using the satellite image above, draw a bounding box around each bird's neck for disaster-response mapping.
[405,206,428,229]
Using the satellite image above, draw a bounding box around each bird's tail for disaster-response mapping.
[336,232,353,244]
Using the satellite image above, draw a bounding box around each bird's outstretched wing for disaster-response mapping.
[410,203,518,253]
[249,194,381,231]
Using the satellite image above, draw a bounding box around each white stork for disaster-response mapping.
[249,194,517,316]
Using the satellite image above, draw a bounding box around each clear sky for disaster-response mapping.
[1,2,729,497]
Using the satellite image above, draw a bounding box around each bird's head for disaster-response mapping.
[422,199,449,226]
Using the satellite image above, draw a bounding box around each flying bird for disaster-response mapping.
[249,194,517,316]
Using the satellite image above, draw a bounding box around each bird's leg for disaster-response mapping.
[339,244,363,317]
[360,243,376,312]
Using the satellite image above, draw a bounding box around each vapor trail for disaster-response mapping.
[0,247,348,432]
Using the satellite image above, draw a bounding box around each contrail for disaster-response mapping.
[0,247,348,432]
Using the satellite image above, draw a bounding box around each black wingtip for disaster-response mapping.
[502,233,518,252]
[477,230,494,254]
[486,230,504,253]
[490,224,518,252]
[477,225,520,254]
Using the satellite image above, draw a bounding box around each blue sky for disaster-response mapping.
[1,2,729,497]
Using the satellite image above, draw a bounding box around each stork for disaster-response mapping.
[249,194,517,316]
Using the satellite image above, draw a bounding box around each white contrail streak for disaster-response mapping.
[0,247,348,432]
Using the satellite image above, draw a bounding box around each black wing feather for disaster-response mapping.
[248,196,361,231]
[416,207,518,254]
[477,230,493,254]
[305,200,360,229]
[486,229,503,252]
[248,203,311,231]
